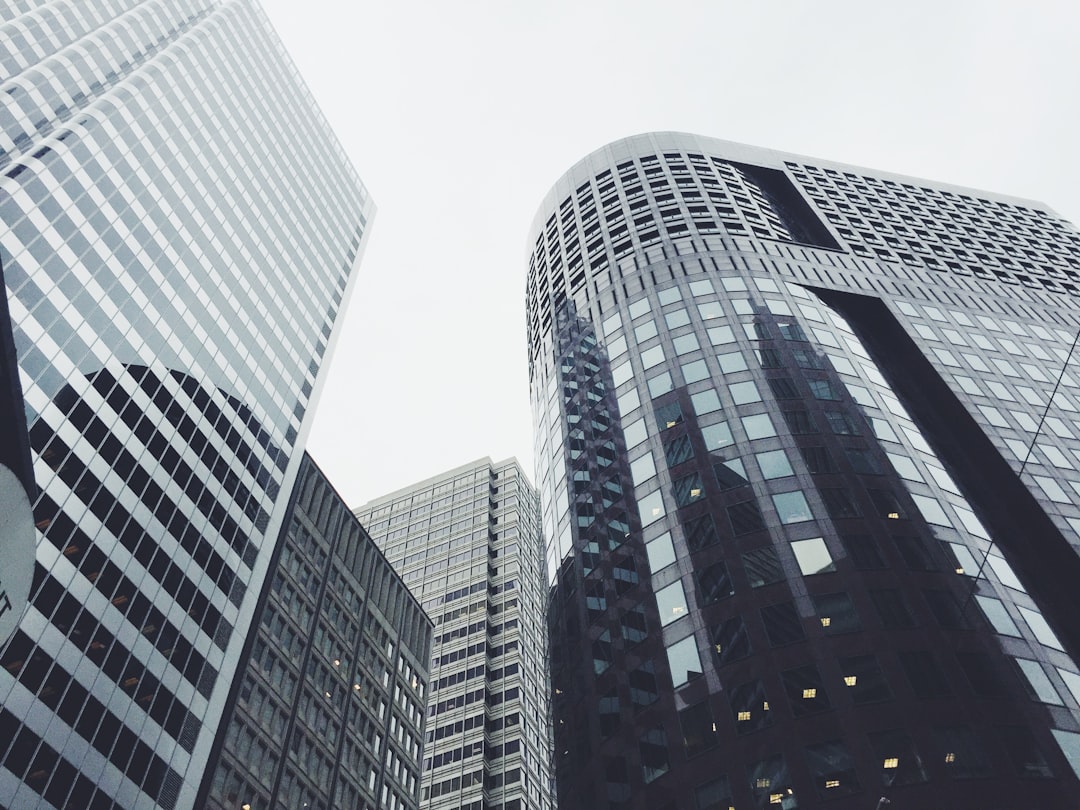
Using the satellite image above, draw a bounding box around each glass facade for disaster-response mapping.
[528,133,1080,808]
[355,458,554,810]
[200,454,430,810]
[0,2,372,808]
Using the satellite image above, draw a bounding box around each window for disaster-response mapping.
[645,532,676,572]
[824,410,858,434]
[774,491,814,524]
[841,533,886,569]
[682,514,719,552]
[714,458,749,490]
[673,472,705,506]
[656,581,690,626]
[648,372,673,398]
[729,381,761,405]
[767,377,800,399]
[997,726,1054,778]
[637,489,665,526]
[804,740,860,797]
[667,636,703,687]
[640,727,669,784]
[812,592,860,634]
[783,409,816,434]
[711,615,751,666]
[697,561,733,605]
[761,601,805,646]
[898,650,953,698]
[783,665,831,716]
[717,352,748,373]
[730,679,772,734]
[756,449,793,479]
[748,754,795,808]
[743,546,783,587]
[701,421,734,451]
[691,389,722,415]
[741,413,776,439]
[871,589,915,628]
[933,725,992,779]
[655,401,684,430]
[821,487,860,519]
[694,776,733,810]
[728,500,765,535]
[790,537,834,574]
[839,654,893,704]
[679,702,718,757]
[867,728,928,786]
[1014,658,1063,705]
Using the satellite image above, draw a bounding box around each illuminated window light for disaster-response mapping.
[887,511,900,519]
[755,778,771,788]
[820,616,831,627]
[945,752,956,763]
[802,688,817,699]
[825,780,840,788]
[762,701,770,710]
[844,675,857,686]
[883,757,899,769]
[769,793,783,804]
[738,711,752,721]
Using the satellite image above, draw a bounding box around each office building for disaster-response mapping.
[198,454,431,810]
[528,133,1080,809]
[0,2,372,808]
[355,458,554,810]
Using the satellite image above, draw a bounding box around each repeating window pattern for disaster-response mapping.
[202,456,430,810]
[529,133,1080,810]
[355,459,554,810]
[0,1,373,808]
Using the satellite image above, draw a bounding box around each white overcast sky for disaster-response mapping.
[258,0,1080,507]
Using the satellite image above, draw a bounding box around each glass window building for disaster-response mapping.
[0,1,373,808]
[199,454,431,810]
[355,458,554,810]
[528,133,1080,809]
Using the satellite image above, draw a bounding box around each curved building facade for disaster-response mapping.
[527,133,1080,809]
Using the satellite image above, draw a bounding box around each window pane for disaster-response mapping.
[774,491,814,524]
[682,514,719,552]
[640,726,669,784]
[741,413,776,439]
[790,537,835,574]
[728,499,765,535]
[867,728,928,786]
[680,701,718,758]
[729,380,761,405]
[697,561,734,605]
[783,665,830,716]
[667,636,703,687]
[804,739,860,797]
[756,449,793,479]
[836,651,892,703]
[645,532,677,572]
[812,592,860,634]
[656,581,690,626]
[761,601,805,646]
[730,679,772,734]
[638,489,666,526]
[711,615,751,666]
[933,725,992,779]
[691,388,722,415]
[743,547,783,587]
[702,420,734,451]
[655,400,684,430]
[714,458,749,490]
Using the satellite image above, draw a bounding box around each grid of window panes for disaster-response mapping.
[528,133,1080,810]
[0,2,372,808]
[356,458,554,810]
[203,456,429,810]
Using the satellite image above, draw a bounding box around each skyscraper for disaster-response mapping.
[198,454,431,810]
[528,133,1080,809]
[0,2,372,808]
[355,458,554,810]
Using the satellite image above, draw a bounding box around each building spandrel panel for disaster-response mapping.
[528,132,1080,809]
[0,1,373,808]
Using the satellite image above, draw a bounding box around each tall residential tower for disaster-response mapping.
[0,2,372,808]
[528,133,1080,809]
[356,458,554,810]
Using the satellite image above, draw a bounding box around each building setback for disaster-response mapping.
[198,454,431,810]
[355,458,554,810]
[0,1,372,807]
[527,132,1080,809]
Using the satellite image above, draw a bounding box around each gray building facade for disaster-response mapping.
[355,458,554,810]
[528,133,1080,809]
[0,1,372,807]
[199,454,431,810]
